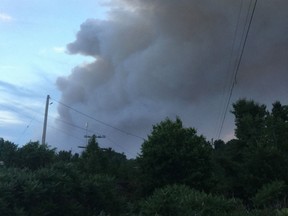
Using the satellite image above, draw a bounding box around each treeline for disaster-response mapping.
[1,99,288,215]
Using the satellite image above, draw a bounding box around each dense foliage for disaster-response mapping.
[140,184,247,216]
[138,117,212,194]
[1,99,288,215]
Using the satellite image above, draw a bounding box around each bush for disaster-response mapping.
[277,208,288,216]
[0,164,123,216]
[252,181,288,209]
[140,184,247,216]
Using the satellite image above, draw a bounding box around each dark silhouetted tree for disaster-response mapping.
[138,117,212,194]
[0,138,18,167]
[16,141,56,170]
[232,99,267,144]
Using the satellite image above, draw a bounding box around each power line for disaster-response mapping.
[51,98,145,140]
[55,117,102,135]
[233,0,258,84]
[1,95,104,147]
[54,117,131,152]
[16,118,35,144]
[8,97,124,149]
[217,0,258,139]
[215,0,244,139]
[105,136,129,153]
[48,101,137,155]
[3,97,86,144]
[47,124,85,142]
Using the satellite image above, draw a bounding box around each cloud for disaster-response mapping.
[0,80,41,98]
[56,0,288,157]
[53,47,66,53]
[0,111,22,126]
[0,13,13,22]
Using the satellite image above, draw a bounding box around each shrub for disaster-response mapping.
[140,184,247,216]
[252,181,288,209]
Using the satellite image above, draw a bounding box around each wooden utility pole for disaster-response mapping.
[42,95,50,145]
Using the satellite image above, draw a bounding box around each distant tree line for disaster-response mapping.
[1,98,288,215]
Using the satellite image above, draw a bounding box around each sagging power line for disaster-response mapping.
[51,97,145,140]
[216,0,258,139]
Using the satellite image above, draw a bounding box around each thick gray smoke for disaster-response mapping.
[56,0,288,157]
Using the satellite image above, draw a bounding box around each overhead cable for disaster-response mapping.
[51,98,145,140]
[217,0,258,139]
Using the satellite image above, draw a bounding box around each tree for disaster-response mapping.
[214,139,225,150]
[232,99,267,144]
[212,139,248,198]
[79,135,102,174]
[215,99,288,201]
[80,135,125,175]
[232,99,288,151]
[79,174,123,216]
[0,138,18,167]
[266,101,288,152]
[16,141,56,170]
[138,117,212,193]
[56,150,73,162]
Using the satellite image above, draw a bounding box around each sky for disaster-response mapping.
[1,0,288,158]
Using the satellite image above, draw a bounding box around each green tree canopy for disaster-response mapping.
[213,99,288,201]
[266,101,288,152]
[232,99,267,143]
[16,141,56,170]
[138,117,212,193]
[0,138,18,167]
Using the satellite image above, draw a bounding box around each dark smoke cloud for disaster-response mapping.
[56,0,288,157]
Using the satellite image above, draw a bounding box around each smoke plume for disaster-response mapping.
[56,0,288,157]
